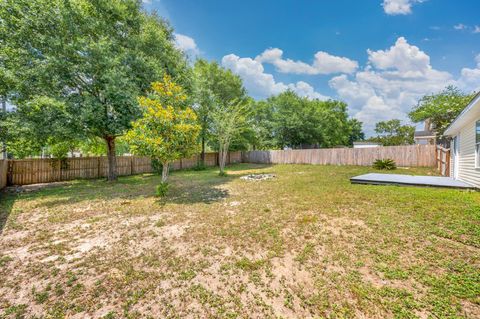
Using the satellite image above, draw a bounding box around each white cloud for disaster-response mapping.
[174,33,200,56]
[452,24,480,33]
[221,54,329,100]
[454,23,467,30]
[330,37,455,135]
[458,54,480,91]
[222,37,480,136]
[255,48,358,75]
[291,81,329,100]
[382,0,424,15]
[367,37,431,75]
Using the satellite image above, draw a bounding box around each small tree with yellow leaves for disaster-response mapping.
[126,76,200,184]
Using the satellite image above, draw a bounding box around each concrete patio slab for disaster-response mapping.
[350,173,476,190]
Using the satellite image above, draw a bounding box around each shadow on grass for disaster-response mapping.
[0,193,15,235]
[26,163,272,208]
[160,163,272,205]
[162,174,234,205]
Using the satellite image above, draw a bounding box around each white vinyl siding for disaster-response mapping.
[450,136,457,178]
[476,121,480,168]
[455,117,480,187]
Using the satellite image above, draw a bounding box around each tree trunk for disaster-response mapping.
[105,136,117,181]
[219,142,229,174]
[201,135,206,164]
[1,97,6,160]
[161,162,169,182]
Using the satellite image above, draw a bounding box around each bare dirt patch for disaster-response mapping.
[1,164,478,318]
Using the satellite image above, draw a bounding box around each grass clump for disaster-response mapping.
[218,171,228,177]
[192,162,208,171]
[155,182,169,197]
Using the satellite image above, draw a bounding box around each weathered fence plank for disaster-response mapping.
[0,160,7,189]
[242,145,436,167]
[2,146,435,188]
[5,151,243,186]
[436,146,450,176]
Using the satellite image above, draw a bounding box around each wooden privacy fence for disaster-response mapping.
[2,145,437,187]
[436,146,450,177]
[6,152,242,186]
[243,145,436,167]
[0,160,7,189]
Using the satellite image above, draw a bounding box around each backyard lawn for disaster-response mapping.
[0,164,479,318]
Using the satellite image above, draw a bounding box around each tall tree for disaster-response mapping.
[371,119,415,146]
[210,99,251,175]
[125,76,200,182]
[347,118,365,146]
[409,86,475,137]
[193,59,246,163]
[0,0,190,180]
[249,100,277,150]
[261,91,359,149]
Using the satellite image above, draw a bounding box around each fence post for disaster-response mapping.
[445,149,450,177]
[57,159,61,182]
[7,160,13,186]
[130,156,134,175]
[97,157,101,178]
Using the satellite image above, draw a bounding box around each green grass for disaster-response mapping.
[0,164,479,318]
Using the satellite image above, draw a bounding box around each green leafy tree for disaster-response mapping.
[2,97,79,158]
[210,99,251,175]
[0,0,190,180]
[270,91,311,148]
[347,118,365,146]
[259,91,360,149]
[76,137,130,157]
[193,59,246,163]
[409,86,476,137]
[125,76,200,182]
[318,99,354,147]
[371,119,415,146]
[250,100,277,150]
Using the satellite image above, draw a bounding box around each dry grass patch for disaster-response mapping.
[0,164,479,318]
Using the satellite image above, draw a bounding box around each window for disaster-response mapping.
[476,121,480,168]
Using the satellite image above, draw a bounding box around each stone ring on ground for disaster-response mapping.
[240,173,276,181]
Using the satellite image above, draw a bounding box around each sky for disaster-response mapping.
[144,0,480,135]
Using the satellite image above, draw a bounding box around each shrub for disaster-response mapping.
[155,182,169,197]
[192,162,207,171]
[373,158,397,170]
[218,170,228,177]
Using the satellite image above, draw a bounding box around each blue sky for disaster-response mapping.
[143,0,480,134]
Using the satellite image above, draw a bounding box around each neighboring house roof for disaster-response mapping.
[353,142,381,145]
[444,91,480,136]
[414,131,436,138]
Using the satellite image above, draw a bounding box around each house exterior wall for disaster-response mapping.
[450,150,454,178]
[452,117,480,187]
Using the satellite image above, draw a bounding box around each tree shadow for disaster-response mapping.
[0,192,16,235]
[161,174,235,205]
[27,163,273,208]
